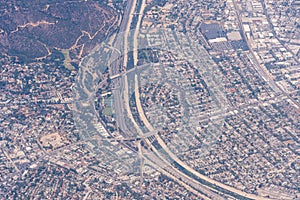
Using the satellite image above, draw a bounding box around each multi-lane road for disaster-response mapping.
[86,0,275,199]
[232,0,300,109]
[110,0,136,135]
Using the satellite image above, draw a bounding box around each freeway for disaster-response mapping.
[110,0,136,135]
[70,0,292,198]
[104,0,273,199]
[119,0,135,33]
[108,0,223,198]
[121,1,271,198]
[232,0,300,109]
[131,60,270,199]
[246,53,281,94]
[231,0,282,96]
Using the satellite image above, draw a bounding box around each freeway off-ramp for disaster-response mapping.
[73,0,275,198]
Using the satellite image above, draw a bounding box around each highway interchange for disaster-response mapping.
[105,0,272,199]
[72,0,278,199]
